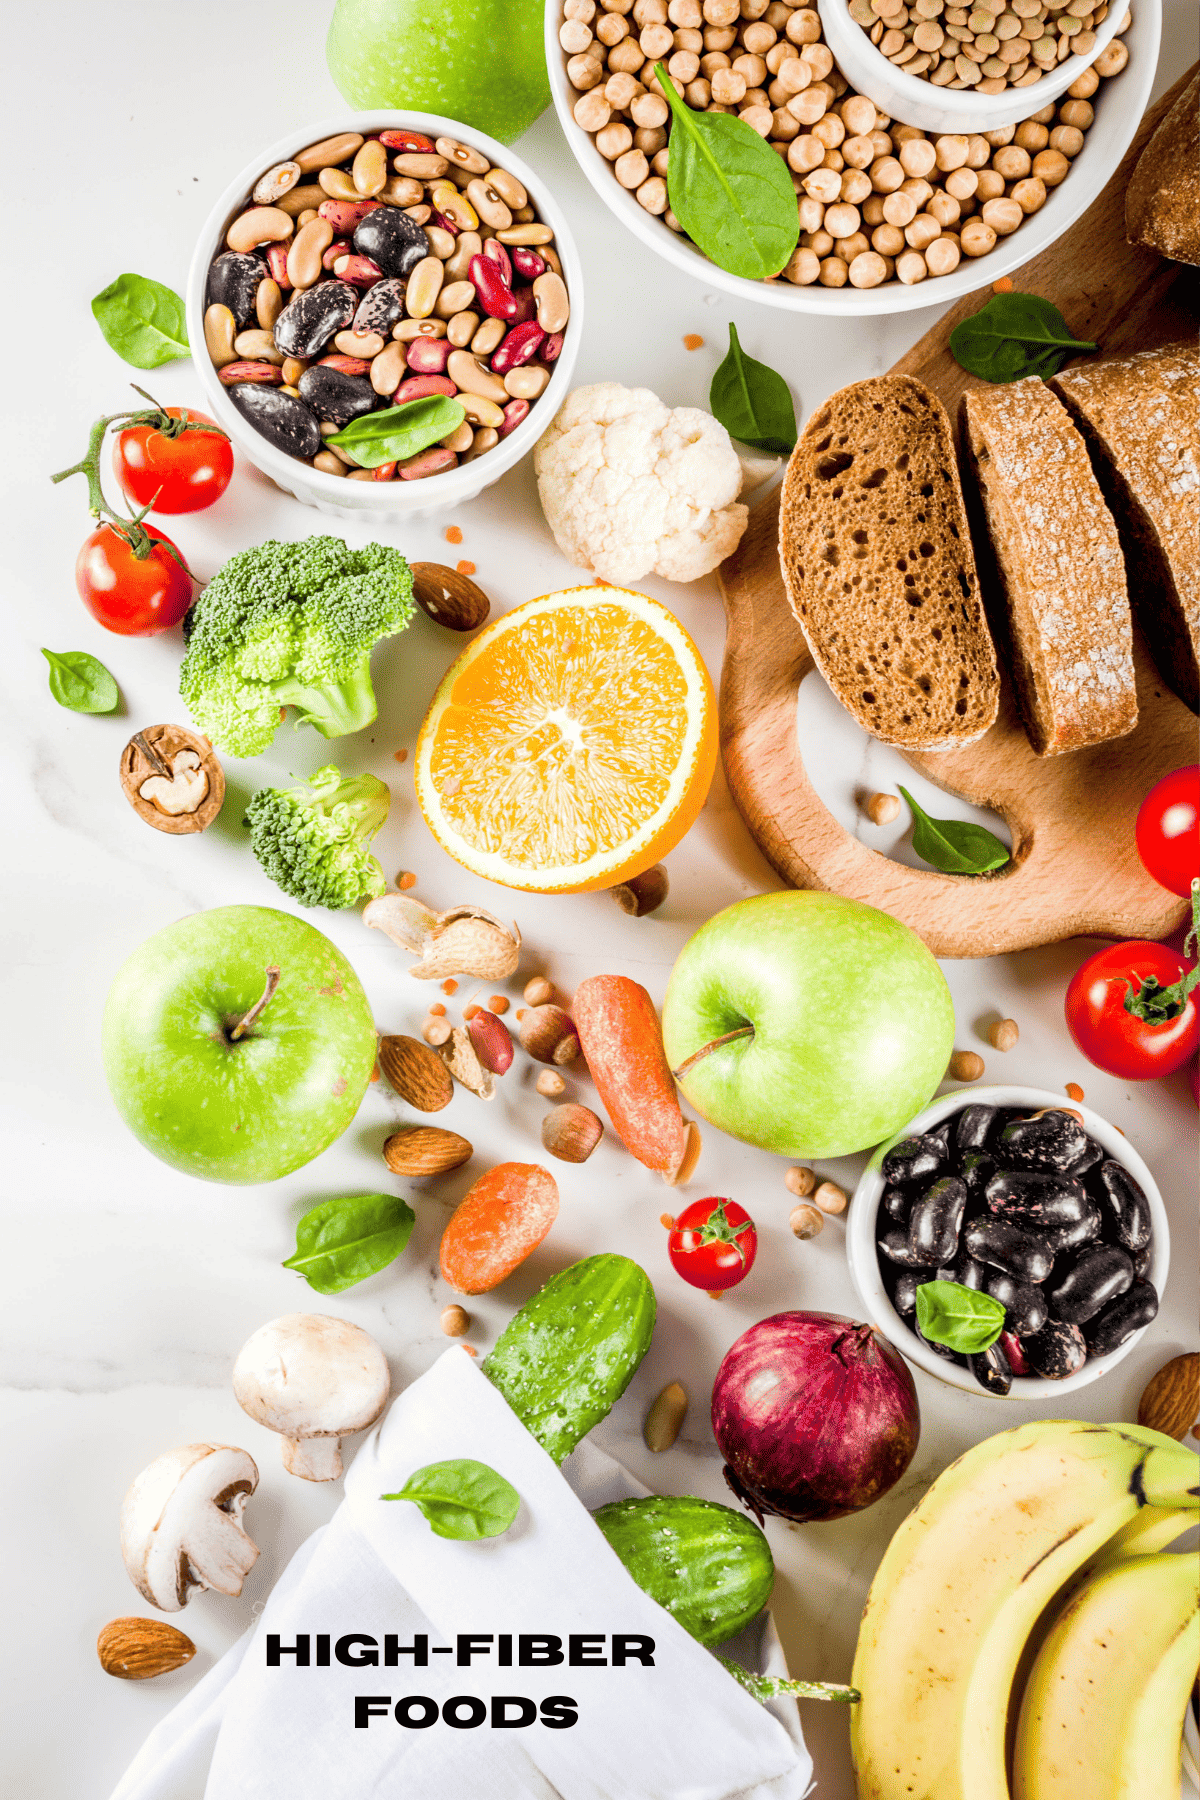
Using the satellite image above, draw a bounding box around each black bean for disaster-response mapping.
[1092,1160,1153,1254]
[352,276,408,337]
[886,1269,922,1318]
[955,1103,999,1154]
[985,1169,1090,1229]
[916,1321,966,1366]
[1132,1241,1154,1281]
[1071,1136,1105,1175]
[927,1118,955,1152]
[937,1248,986,1290]
[985,1271,1048,1336]
[1043,1201,1102,1255]
[970,1338,1012,1396]
[274,281,359,358]
[1047,1244,1134,1325]
[1084,1280,1158,1356]
[225,383,321,460]
[1024,1318,1088,1379]
[297,365,377,426]
[878,1229,932,1269]
[207,251,266,328]
[964,1216,1055,1284]
[999,1110,1092,1172]
[909,1176,967,1266]
[880,1134,946,1187]
[961,1152,997,1207]
[353,208,430,278]
[882,1185,913,1225]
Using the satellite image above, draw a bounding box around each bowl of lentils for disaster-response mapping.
[546,0,1157,313]
[846,1086,1169,1397]
[187,113,582,518]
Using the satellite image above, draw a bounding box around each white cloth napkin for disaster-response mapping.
[111,1348,813,1800]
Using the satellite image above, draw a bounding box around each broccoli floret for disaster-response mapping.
[179,536,414,758]
[245,765,391,909]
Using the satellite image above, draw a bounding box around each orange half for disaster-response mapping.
[415,586,718,893]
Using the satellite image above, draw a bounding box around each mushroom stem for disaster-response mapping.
[228,965,281,1042]
[283,1435,343,1482]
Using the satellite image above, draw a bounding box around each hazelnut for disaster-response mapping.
[865,791,901,826]
[988,1017,1019,1052]
[789,1203,824,1240]
[948,1050,985,1082]
[441,1304,470,1337]
[518,1003,581,1065]
[812,1180,848,1215]
[610,863,669,916]
[784,1166,816,1197]
[523,976,555,1007]
[535,1068,567,1099]
[541,1103,604,1163]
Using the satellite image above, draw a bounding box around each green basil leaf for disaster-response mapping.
[327,396,466,468]
[283,1192,415,1295]
[948,294,1096,384]
[899,787,1009,876]
[92,275,190,369]
[709,324,797,456]
[41,649,120,714]
[915,1280,1006,1354]
[656,67,799,280]
[382,1458,520,1540]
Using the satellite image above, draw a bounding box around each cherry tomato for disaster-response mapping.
[76,524,193,636]
[1065,939,1199,1080]
[668,1197,757,1292]
[1136,766,1200,899]
[113,407,233,514]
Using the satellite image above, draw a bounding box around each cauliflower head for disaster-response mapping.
[533,383,749,585]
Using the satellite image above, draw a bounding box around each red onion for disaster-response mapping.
[711,1311,920,1524]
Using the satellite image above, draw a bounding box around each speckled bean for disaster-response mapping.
[318,198,381,234]
[532,271,570,332]
[288,217,334,290]
[380,129,436,152]
[395,372,458,402]
[497,397,530,437]
[406,336,453,374]
[296,132,364,174]
[218,360,284,385]
[448,310,482,347]
[227,206,293,254]
[447,349,508,400]
[323,240,352,270]
[334,254,384,286]
[265,242,292,288]
[318,352,372,376]
[399,445,458,480]
[370,340,408,396]
[253,161,301,205]
[204,303,237,369]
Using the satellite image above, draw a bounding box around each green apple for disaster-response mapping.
[326,0,550,145]
[102,906,378,1184]
[661,892,955,1159]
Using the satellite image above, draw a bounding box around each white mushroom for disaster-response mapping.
[232,1314,391,1482]
[119,1443,260,1613]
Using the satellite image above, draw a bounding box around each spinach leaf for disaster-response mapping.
[915,1280,1006,1354]
[656,67,799,281]
[899,787,1009,875]
[41,649,120,714]
[949,294,1096,384]
[709,324,797,455]
[327,395,466,468]
[283,1192,415,1295]
[382,1459,520,1540]
[92,275,190,369]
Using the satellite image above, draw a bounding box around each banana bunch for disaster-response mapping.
[850,1419,1199,1800]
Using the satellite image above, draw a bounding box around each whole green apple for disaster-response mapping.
[103,906,378,1184]
[326,0,550,144]
[662,892,954,1159]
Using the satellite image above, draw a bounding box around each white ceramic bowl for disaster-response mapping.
[545,0,1158,315]
[821,0,1130,136]
[187,111,583,522]
[846,1086,1170,1398]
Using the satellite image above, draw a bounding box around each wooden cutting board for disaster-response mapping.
[717,65,1198,960]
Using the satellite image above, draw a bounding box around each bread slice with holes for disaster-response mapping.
[963,378,1137,757]
[778,376,999,750]
[1051,342,1199,713]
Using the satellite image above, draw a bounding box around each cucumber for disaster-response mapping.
[481,1254,656,1465]
[592,1495,775,1647]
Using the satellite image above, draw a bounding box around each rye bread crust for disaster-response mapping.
[1125,72,1200,266]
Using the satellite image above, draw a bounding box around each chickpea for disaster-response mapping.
[981,195,1024,234]
[1032,147,1070,186]
[824,200,860,237]
[635,173,669,214]
[560,18,596,52]
[785,5,822,41]
[848,249,888,287]
[596,9,629,38]
[800,40,834,77]
[568,52,606,87]
[803,165,842,203]
[925,235,961,275]
[701,48,733,73]
[1010,175,1047,213]
[788,134,825,172]
[861,193,886,224]
[652,147,670,174]
[609,37,646,68]
[872,222,906,254]
[842,132,876,168]
[574,91,612,130]
[596,120,634,158]
[771,107,800,139]
[966,134,992,168]
[812,112,845,147]
[1014,119,1049,150]
[776,54,812,93]
[896,248,928,283]
[1049,123,1084,156]
[840,167,872,204]
[927,189,961,226]
[733,51,768,83]
[975,167,1006,199]
[882,188,919,225]
[1067,63,1100,96]
[905,212,941,250]
[945,166,978,199]
[802,228,834,255]
[765,38,793,70]
[870,155,905,192]
[899,137,938,177]
[818,254,849,286]
[784,245,822,283]
[935,133,970,171]
[869,129,894,157]
[797,195,824,231]
[1093,37,1127,74]
[1058,98,1094,128]
[605,69,641,105]
[900,176,934,207]
[743,18,776,50]
[841,94,878,135]
[683,76,712,104]
[960,216,998,255]
[615,147,650,186]
[703,0,738,18]
[788,85,827,124]
[635,124,667,152]
[993,144,1032,179]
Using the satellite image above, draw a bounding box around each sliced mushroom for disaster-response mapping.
[232,1314,391,1481]
[119,1443,260,1613]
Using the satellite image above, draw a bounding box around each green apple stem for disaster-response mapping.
[672,1023,754,1081]
[228,965,281,1042]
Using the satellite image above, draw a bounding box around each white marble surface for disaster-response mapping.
[2,5,1196,1796]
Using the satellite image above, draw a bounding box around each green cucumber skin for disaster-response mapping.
[481,1254,656,1465]
[593,1495,775,1647]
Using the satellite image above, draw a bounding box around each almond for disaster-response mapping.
[1138,1352,1200,1441]
[383,1125,473,1176]
[410,560,491,632]
[97,1617,196,1681]
[378,1034,454,1111]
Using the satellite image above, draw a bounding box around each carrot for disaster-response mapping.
[439,1162,559,1294]
[572,975,699,1183]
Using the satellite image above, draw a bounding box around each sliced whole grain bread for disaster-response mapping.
[1125,71,1200,266]
[779,376,999,750]
[1051,342,1199,713]
[962,379,1137,757]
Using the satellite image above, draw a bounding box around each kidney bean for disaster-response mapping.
[541,330,566,364]
[510,246,546,283]
[964,1217,1054,1284]
[955,1103,998,1154]
[317,353,371,376]
[909,1175,967,1266]
[1043,1201,1103,1255]
[969,1339,1012,1396]
[1048,1244,1134,1325]
[999,1330,1029,1376]
[265,241,292,288]
[1084,1280,1158,1356]
[321,240,351,270]
[399,445,458,480]
[497,398,530,439]
[483,237,514,283]
[431,211,461,238]
[470,253,520,320]
[372,461,397,481]
[227,206,293,255]
[1024,1319,1087,1379]
[218,361,283,385]
[405,336,452,375]
[491,320,545,375]
[935,1247,986,1290]
[985,1170,1089,1230]
[882,1185,912,1224]
[380,129,437,153]
[318,198,380,234]
[1092,1160,1153,1253]
[354,208,430,279]
[985,1271,1048,1336]
[395,373,457,403]
[881,1134,946,1188]
[334,254,383,286]
[886,1268,922,1318]
[226,383,321,459]
[297,365,377,426]
[274,281,358,358]
[207,252,267,329]
[999,1111,1092,1172]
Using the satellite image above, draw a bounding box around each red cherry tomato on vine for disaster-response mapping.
[1135,766,1200,899]
[113,407,233,514]
[76,524,193,636]
[668,1197,757,1292]
[1064,939,1199,1080]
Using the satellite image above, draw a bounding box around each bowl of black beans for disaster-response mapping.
[846,1086,1169,1398]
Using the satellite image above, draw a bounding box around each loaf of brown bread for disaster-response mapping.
[962,379,1137,756]
[1125,70,1200,266]
[1052,342,1199,713]
[779,376,999,750]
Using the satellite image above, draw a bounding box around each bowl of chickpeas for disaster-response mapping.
[546,0,1157,312]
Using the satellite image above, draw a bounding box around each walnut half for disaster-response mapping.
[120,726,225,835]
